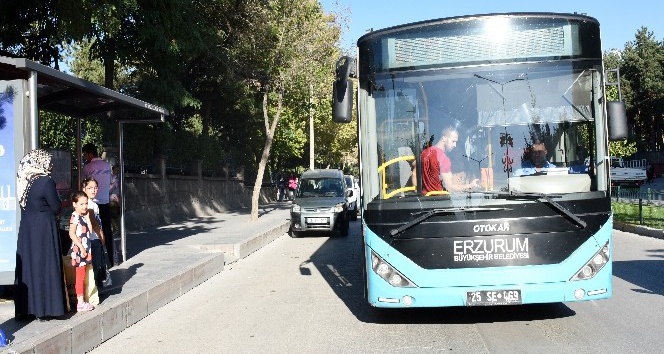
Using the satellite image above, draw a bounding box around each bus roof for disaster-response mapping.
[357,12,599,46]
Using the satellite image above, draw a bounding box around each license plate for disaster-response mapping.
[466,290,521,306]
[307,217,328,224]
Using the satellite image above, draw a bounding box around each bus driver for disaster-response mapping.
[514,140,556,176]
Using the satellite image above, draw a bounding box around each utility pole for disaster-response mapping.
[309,84,314,170]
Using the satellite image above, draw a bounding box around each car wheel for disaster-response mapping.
[290,229,301,238]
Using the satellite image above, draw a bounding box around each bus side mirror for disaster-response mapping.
[607,101,628,141]
[332,56,356,123]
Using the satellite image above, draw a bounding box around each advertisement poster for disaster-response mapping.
[0,83,18,281]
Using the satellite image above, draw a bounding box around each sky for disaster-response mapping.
[319,0,663,52]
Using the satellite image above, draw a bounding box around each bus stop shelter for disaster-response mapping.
[0,56,168,284]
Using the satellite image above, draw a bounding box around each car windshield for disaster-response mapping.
[297,178,345,197]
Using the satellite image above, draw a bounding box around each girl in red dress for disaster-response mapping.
[68,191,102,312]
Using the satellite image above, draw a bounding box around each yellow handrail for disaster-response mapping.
[384,186,417,199]
[376,155,451,197]
[425,190,450,196]
[377,155,415,199]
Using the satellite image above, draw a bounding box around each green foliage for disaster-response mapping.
[231,0,348,174]
[613,201,664,229]
[39,112,106,165]
[609,140,638,157]
[3,0,352,184]
[39,112,77,152]
[0,0,67,67]
[605,27,664,152]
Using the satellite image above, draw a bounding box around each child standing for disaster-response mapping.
[82,178,107,289]
[68,191,101,312]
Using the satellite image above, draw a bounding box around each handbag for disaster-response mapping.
[63,257,99,306]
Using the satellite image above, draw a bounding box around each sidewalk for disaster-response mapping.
[0,203,291,354]
[613,221,664,239]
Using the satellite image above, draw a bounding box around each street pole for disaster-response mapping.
[309,84,314,170]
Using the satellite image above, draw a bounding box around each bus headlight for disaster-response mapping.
[388,274,404,287]
[571,241,610,281]
[370,251,416,288]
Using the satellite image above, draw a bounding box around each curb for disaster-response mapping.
[613,221,664,240]
[234,221,290,261]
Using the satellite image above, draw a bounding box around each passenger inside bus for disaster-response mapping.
[421,126,480,194]
[568,147,591,174]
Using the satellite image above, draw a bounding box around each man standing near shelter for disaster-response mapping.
[82,143,115,267]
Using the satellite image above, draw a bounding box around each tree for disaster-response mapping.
[234,0,343,220]
[620,27,664,151]
[2,0,354,218]
[604,28,664,157]
[0,0,68,67]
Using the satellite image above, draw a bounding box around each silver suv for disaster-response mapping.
[290,169,352,237]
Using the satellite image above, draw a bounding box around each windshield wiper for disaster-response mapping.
[491,191,587,229]
[390,207,510,237]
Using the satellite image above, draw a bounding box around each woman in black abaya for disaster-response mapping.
[14,149,67,320]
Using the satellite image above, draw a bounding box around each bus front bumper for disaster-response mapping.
[366,267,612,308]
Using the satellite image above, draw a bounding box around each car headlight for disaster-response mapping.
[334,203,344,213]
[291,204,301,213]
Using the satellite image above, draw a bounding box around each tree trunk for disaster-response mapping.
[250,91,283,221]
[103,38,116,90]
[200,103,211,154]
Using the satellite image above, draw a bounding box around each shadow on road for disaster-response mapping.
[613,248,664,297]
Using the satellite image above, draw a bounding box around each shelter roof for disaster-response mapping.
[0,56,168,119]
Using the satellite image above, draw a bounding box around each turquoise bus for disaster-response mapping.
[332,13,628,307]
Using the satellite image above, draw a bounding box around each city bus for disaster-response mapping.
[332,13,628,307]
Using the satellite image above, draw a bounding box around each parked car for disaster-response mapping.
[290,169,351,237]
[344,175,359,221]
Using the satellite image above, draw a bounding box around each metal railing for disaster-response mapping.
[624,159,648,169]
[611,187,664,225]
[611,187,664,203]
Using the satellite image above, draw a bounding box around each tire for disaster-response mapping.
[290,229,301,238]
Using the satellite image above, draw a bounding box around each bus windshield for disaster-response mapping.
[366,62,604,203]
